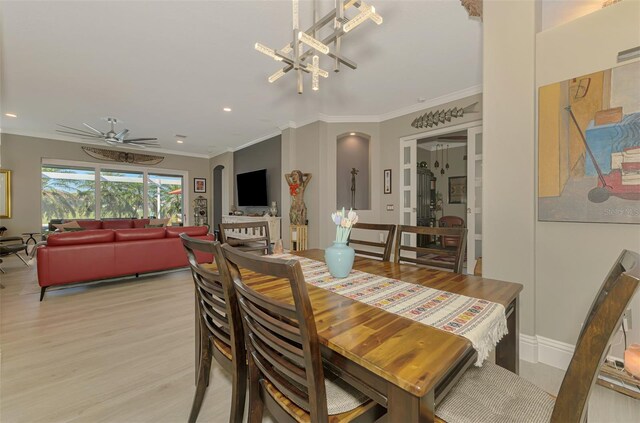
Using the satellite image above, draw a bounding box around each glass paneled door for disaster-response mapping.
[399,139,417,258]
[466,126,483,273]
[147,174,184,225]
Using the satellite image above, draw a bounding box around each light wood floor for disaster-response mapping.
[1,255,639,422]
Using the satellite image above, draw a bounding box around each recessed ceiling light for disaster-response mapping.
[176,139,184,144]
[350,132,356,136]
[223,107,232,112]
[5,113,17,118]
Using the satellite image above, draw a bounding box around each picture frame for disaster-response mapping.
[448,176,466,204]
[194,178,206,193]
[383,169,392,194]
[0,169,11,219]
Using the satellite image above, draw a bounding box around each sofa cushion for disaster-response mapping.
[102,220,134,229]
[53,221,82,232]
[165,226,209,238]
[149,218,170,227]
[132,219,150,228]
[76,220,103,230]
[114,228,166,242]
[47,229,115,246]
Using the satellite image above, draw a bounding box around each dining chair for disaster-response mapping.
[221,244,386,423]
[180,234,246,423]
[438,216,465,249]
[348,223,396,262]
[435,249,640,423]
[219,221,271,255]
[394,225,467,273]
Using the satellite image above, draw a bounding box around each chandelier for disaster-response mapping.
[255,0,383,94]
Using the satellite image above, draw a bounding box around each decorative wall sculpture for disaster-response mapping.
[461,0,482,18]
[81,146,164,165]
[538,61,640,224]
[410,102,479,129]
[285,170,312,225]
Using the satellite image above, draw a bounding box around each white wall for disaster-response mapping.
[483,0,537,336]
[535,0,640,350]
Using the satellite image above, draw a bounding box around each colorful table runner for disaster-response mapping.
[271,254,507,366]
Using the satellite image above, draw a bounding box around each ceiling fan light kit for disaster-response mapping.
[56,117,159,148]
[255,0,383,94]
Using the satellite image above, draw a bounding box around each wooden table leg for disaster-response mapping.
[387,384,435,422]
[496,297,519,374]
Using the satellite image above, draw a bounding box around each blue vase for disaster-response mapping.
[324,241,355,278]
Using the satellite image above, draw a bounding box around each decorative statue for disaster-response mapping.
[285,170,312,225]
[350,167,359,210]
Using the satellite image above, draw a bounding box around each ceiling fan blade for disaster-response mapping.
[124,138,158,142]
[115,129,130,140]
[83,123,105,135]
[56,130,102,139]
[57,124,99,136]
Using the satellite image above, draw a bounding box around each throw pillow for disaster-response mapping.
[148,218,170,227]
[53,221,82,232]
[64,227,86,232]
[145,224,165,228]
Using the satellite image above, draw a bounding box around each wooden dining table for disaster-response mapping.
[215,249,523,422]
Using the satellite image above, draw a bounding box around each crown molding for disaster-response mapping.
[247,85,483,150]
[1,129,211,159]
[378,84,483,122]
[317,113,381,123]
[231,131,281,153]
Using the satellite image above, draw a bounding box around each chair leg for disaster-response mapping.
[15,253,30,267]
[229,358,247,423]
[188,338,212,423]
[40,286,47,301]
[247,354,264,423]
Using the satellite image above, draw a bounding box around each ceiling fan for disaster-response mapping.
[56,117,159,148]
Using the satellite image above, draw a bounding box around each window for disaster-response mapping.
[100,170,145,219]
[41,161,187,228]
[147,174,184,225]
[41,166,96,227]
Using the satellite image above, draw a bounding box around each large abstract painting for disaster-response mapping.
[538,61,640,224]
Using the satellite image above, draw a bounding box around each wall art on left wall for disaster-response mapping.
[194,178,206,193]
[0,169,11,218]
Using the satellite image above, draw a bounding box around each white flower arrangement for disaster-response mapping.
[331,208,359,243]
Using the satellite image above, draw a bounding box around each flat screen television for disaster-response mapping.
[237,169,268,206]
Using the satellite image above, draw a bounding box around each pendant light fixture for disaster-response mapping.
[434,144,440,169]
[445,144,450,170]
[255,0,383,94]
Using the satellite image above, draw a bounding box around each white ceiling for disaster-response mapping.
[0,0,482,157]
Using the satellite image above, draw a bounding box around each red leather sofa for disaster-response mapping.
[51,218,153,231]
[37,226,213,300]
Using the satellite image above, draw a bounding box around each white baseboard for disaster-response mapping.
[519,334,575,371]
[519,333,539,363]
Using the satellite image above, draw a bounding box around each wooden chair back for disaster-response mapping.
[551,250,640,423]
[221,244,330,421]
[219,221,271,255]
[180,234,245,368]
[348,223,396,262]
[394,225,467,273]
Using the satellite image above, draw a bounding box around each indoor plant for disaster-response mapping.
[325,208,358,278]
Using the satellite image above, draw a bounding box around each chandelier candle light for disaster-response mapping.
[255,0,383,94]
[325,208,359,278]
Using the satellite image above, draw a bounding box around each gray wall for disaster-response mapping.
[0,133,211,237]
[233,135,281,214]
[336,135,370,210]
